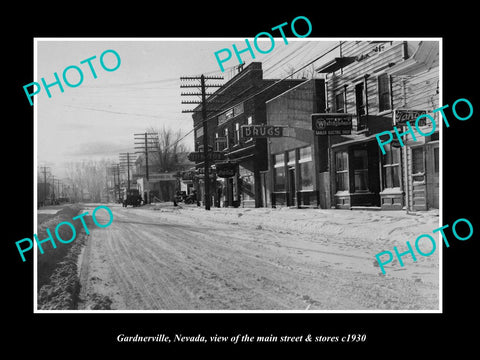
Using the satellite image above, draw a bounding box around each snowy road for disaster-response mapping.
[77,203,440,311]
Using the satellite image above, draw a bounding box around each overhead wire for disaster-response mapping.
[60,41,343,157]
[162,41,343,153]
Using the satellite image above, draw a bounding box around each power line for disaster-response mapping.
[161,42,342,153]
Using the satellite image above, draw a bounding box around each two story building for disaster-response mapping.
[319,40,440,210]
[191,62,305,208]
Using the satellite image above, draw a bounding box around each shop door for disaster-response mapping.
[288,167,296,206]
[426,143,439,209]
[411,147,427,211]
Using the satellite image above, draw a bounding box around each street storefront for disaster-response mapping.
[190,62,304,208]
[136,172,180,203]
[319,40,439,210]
[271,145,317,207]
[266,79,327,208]
[331,138,382,209]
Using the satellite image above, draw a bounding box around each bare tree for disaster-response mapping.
[283,63,317,80]
[65,159,109,202]
[145,125,189,172]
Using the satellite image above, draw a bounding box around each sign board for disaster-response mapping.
[215,163,236,178]
[241,125,284,138]
[311,113,353,135]
[188,151,226,162]
[198,144,214,152]
[181,171,195,181]
[195,168,215,179]
[149,172,177,181]
[394,109,428,126]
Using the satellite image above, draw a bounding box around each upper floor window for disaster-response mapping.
[378,73,391,112]
[335,91,345,113]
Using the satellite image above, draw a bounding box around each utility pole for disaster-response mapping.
[110,165,116,201]
[110,163,121,202]
[105,167,109,203]
[55,179,61,199]
[51,175,56,203]
[119,152,135,191]
[134,132,158,181]
[39,166,50,206]
[117,163,121,199]
[180,74,223,210]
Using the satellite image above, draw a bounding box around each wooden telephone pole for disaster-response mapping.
[134,132,158,182]
[119,152,135,191]
[180,74,223,210]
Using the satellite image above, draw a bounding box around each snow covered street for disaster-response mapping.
[76,203,440,311]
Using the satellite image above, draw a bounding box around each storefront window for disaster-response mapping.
[299,146,313,191]
[382,144,400,189]
[287,150,296,166]
[412,147,425,183]
[239,166,255,201]
[335,151,349,191]
[299,146,312,161]
[353,149,368,191]
[299,161,313,190]
[273,153,286,192]
[412,147,424,174]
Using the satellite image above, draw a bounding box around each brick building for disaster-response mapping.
[191,62,305,207]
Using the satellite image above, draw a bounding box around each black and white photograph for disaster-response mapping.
[5,5,478,354]
[33,38,441,312]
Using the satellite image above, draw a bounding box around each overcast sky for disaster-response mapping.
[35,38,337,178]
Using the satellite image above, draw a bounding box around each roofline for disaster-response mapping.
[265,78,320,104]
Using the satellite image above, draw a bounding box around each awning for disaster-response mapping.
[331,133,379,148]
[315,57,356,73]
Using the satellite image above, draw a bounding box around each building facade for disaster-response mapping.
[319,40,439,210]
[265,79,328,208]
[191,62,305,208]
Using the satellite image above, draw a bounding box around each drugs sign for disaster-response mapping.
[312,113,352,135]
[241,125,284,138]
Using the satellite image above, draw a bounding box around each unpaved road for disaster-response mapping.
[77,203,439,310]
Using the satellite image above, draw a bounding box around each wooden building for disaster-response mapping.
[319,40,440,210]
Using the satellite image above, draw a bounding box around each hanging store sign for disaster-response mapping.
[311,113,353,135]
[215,163,236,178]
[181,171,195,181]
[149,172,177,181]
[241,125,284,138]
[394,109,428,126]
[188,151,226,162]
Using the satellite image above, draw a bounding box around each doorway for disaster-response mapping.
[411,146,426,211]
[288,167,296,206]
[426,143,439,209]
